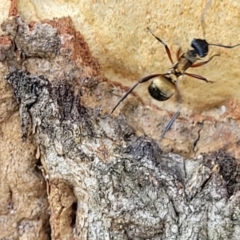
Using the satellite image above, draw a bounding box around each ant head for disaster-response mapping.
[191,39,209,58]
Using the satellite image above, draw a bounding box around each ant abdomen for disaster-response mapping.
[148,76,175,101]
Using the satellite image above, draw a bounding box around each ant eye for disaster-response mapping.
[191,38,209,58]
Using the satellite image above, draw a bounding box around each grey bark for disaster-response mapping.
[1,16,240,240]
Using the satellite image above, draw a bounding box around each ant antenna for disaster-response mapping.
[208,42,240,48]
[201,0,212,39]
[200,1,240,49]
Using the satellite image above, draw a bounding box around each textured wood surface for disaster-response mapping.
[1,1,240,239]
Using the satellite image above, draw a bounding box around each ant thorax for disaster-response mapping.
[184,50,198,63]
[173,50,197,74]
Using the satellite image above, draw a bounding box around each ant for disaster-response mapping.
[110,28,240,137]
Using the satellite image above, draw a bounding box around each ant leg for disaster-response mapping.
[161,111,180,138]
[161,82,181,138]
[185,72,213,83]
[147,27,174,64]
[191,54,219,68]
[176,47,182,61]
[111,73,164,114]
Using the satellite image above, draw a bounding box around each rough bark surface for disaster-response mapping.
[5,66,240,239]
[1,1,240,239]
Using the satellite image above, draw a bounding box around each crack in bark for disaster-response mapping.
[193,122,203,153]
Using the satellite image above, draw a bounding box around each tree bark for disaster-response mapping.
[1,13,240,240]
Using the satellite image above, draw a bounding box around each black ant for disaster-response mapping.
[110,28,240,137]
